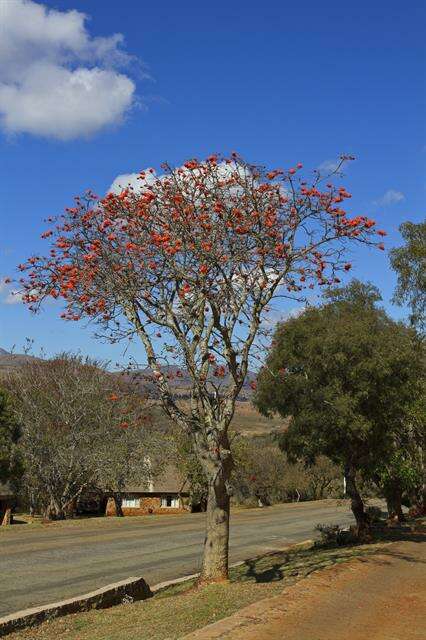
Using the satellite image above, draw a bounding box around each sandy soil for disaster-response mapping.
[185,537,425,640]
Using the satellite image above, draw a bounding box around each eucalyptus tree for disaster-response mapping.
[254,282,424,537]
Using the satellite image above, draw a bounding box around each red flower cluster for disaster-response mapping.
[17,153,383,330]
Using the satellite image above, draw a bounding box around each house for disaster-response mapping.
[0,482,14,526]
[105,465,190,516]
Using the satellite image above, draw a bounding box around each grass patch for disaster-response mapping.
[7,540,388,640]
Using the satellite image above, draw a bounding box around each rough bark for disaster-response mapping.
[199,469,231,583]
[344,464,370,540]
[385,486,405,523]
[1,506,12,526]
[45,497,66,520]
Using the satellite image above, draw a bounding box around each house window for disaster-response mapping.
[161,495,180,508]
[122,497,140,508]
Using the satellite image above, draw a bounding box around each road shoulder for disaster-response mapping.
[183,535,425,640]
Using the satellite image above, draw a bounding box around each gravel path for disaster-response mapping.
[184,536,426,640]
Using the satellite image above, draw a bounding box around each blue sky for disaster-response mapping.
[0,0,424,365]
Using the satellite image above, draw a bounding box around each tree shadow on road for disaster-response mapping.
[232,519,425,584]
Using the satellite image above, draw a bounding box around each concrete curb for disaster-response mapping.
[0,538,314,637]
[0,576,152,638]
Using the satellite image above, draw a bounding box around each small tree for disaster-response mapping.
[303,456,341,500]
[6,355,152,519]
[389,220,426,513]
[232,435,288,506]
[374,452,422,522]
[174,431,208,511]
[18,154,380,579]
[0,388,21,487]
[254,281,424,538]
[95,403,163,517]
[232,437,340,505]
[390,220,426,333]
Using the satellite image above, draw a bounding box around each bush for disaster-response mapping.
[315,523,357,547]
[231,435,342,507]
[365,505,383,523]
[408,504,425,518]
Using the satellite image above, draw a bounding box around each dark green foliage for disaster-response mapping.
[254,280,425,530]
[255,280,423,473]
[365,505,383,523]
[390,220,426,332]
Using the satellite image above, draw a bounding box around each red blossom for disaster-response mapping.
[18,153,381,398]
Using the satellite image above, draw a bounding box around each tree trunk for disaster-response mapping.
[29,491,37,518]
[385,486,405,523]
[344,464,370,540]
[418,447,426,515]
[1,506,12,526]
[45,497,66,520]
[199,469,230,583]
[421,479,426,515]
[113,493,124,517]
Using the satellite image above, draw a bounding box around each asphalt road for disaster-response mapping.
[0,499,360,617]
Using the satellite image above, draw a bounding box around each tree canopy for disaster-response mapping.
[390,220,426,332]
[5,354,157,519]
[254,280,425,533]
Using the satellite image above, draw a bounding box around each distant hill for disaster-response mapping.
[0,351,285,436]
[120,365,258,401]
[0,348,40,373]
[121,366,286,436]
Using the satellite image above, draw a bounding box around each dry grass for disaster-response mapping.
[7,541,388,640]
[230,401,287,435]
[175,399,285,436]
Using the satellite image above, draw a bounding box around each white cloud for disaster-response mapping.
[4,291,23,305]
[374,189,405,206]
[0,1,137,140]
[0,278,22,304]
[317,159,340,174]
[0,279,8,295]
[109,172,155,194]
[261,305,305,328]
[108,161,252,195]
